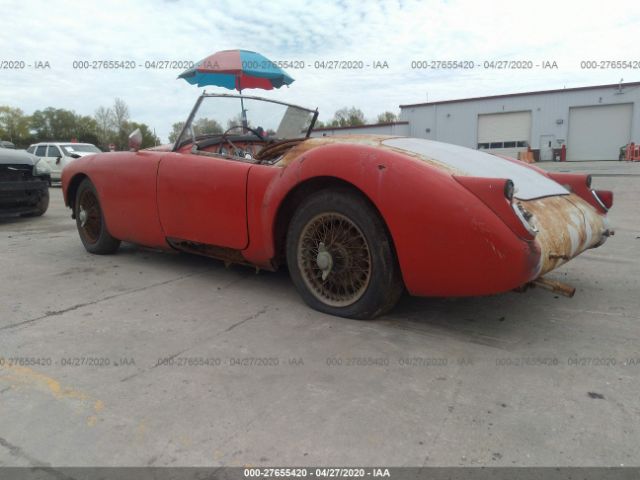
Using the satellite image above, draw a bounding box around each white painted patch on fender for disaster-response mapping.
[383,138,569,200]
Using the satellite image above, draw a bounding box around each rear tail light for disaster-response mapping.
[512,201,538,237]
[592,190,613,211]
[504,179,515,201]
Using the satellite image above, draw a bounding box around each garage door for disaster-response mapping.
[568,104,632,161]
[477,111,531,158]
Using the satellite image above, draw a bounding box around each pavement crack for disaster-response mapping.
[0,436,52,468]
[224,307,267,333]
[119,307,268,383]
[1,273,200,331]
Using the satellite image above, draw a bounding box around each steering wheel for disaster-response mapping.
[218,124,264,157]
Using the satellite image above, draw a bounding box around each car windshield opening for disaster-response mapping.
[176,94,316,149]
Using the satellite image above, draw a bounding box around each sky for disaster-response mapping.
[1,0,640,142]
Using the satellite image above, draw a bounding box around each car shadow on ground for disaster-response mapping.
[384,294,543,349]
[0,214,48,225]
[0,215,29,225]
[113,243,562,350]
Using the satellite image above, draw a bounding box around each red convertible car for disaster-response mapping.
[62,94,613,319]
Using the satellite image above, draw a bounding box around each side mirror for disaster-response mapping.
[128,128,142,152]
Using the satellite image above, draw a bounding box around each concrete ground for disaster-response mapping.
[0,161,639,467]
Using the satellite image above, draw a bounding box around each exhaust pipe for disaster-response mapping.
[533,277,576,297]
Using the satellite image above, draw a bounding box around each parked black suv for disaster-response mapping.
[0,143,51,217]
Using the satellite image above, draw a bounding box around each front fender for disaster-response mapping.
[61,155,98,206]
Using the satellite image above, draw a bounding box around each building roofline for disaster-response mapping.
[399,81,640,108]
[313,121,409,132]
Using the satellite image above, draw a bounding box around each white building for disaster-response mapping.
[309,82,640,161]
[399,81,640,161]
[311,121,409,138]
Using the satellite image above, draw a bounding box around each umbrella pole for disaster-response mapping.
[239,90,248,132]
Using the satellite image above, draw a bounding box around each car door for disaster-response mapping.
[156,152,251,249]
[32,145,51,177]
[33,144,47,162]
[45,145,63,178]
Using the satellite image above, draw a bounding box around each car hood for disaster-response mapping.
[299,135,568,201]
[0,147,38,166]
[70,151,100,158]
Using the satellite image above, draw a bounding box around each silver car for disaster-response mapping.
[27,142,101,182]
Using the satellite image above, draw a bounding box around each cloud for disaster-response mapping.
[0,0,639,141]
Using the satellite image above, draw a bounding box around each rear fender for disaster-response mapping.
[546,172,612,214]
[244,143,540,296]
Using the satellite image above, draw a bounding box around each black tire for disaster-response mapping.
[74,178,120,254]
[286,189,403,319]
[21,189,49,217]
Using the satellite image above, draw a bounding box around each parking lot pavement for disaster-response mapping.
[1,161,639,467]
[539,160,640,176]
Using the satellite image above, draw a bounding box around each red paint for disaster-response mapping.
[452,176,536,241]
[594,190,613,210]
[62,138,610,299]
[63,151,167,248]
[243,144,540,296]
[157,152,250,249]
[546,172,612,214]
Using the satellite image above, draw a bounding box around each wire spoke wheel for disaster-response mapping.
[287,189,402,319]
[74,178,120,255]
[297,212,372,307]
[77,189,102,245]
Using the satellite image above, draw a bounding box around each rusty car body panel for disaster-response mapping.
[524,193,609,276]
[61,101,613,301]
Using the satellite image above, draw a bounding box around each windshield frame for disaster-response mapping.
[172,93,318,152]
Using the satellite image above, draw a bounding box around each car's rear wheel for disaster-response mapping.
[75,178,120,254]
[286,189,403,319]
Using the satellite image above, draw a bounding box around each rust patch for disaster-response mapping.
[273,135,389,167]
[271,134,464,173]
[523,194,607,276]
[254,138,307,162]
[533,277,576,297]
[167,238,247,267]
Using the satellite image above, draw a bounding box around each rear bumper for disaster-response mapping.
[0,178,49,215]
[523,193,610,277]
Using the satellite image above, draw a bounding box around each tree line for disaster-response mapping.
[314,108,399,129]
[1,101,400,150]
[0,98,159,150]
[166,107,400,141]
